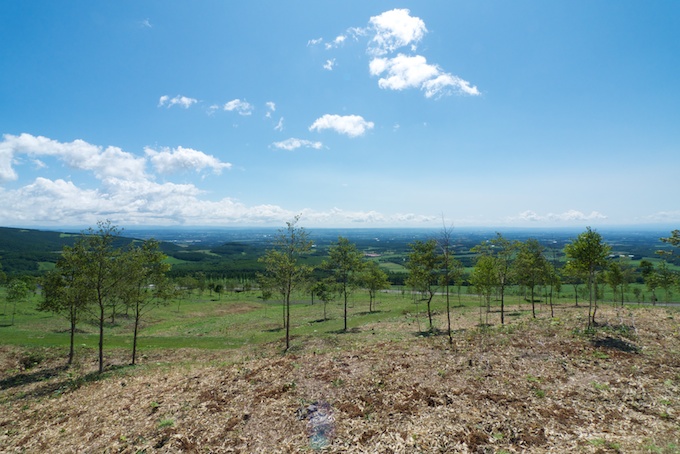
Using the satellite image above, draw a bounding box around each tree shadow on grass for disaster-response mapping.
[1,362,131,401]
[411,328,449,338]
[327,327,361,335]
[0,365,69,391]
[264,326,283,333]
[591,336,640,353]
[354,310,387,316]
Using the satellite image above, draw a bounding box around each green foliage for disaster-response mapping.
[323,236,365,332]
[406,239,439,331]
[514,239,551,318]
[564,227,612,327]
[360,261,390,313]
[258,216,313,350]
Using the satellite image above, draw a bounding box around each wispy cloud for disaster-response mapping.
[512,210,608,223]
[274,117,284,131]
[271,138,323,151]
[642,211,680,222]
[224,99,254,116]
[140,18,153,29]
[158,95,198,108]
[323,59,336,71]
[309,114,374,138]
[325,35,346,50]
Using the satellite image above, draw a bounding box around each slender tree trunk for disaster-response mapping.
[500,286,505,325]
[343,284,348,332]
[426,291,434,332]
[98,302,105,374]
[68,313,76,366]
[285,296,290,351]
[587,273,594,329]
[132,312,140,365]
[531,287,536,318]
[446,283,452,345]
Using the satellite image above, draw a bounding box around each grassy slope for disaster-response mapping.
[1,290,680,452]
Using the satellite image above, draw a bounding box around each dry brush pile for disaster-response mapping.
[1,306,679,453]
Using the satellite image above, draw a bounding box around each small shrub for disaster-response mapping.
[19,351,44,370]
[158,419,174,428]
[592,350,610,360]
[593,382,610,391]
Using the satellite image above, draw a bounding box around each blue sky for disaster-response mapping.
[1,1,678,229]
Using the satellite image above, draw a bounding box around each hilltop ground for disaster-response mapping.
[1,304,679,453]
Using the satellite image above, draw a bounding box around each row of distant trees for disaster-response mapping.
[259,220,680,349]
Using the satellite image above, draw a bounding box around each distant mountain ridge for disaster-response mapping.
[0,226,182,276]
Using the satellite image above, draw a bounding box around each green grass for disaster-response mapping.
[0,287,673,358]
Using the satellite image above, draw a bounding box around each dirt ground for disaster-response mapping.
[1,305,679,453]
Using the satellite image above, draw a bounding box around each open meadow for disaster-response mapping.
[1,290,679,453]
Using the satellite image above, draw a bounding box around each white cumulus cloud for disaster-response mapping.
[158,95,198,108]
[368,9,427,56]
[317,8,480,99]
[370,54,479,97]
[0,133,147,182]
[272,138,323,151]
[144,146,232,174]
[309,114,374,138]
[224,99,254,116]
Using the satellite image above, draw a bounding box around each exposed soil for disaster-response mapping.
[1,306,679,453]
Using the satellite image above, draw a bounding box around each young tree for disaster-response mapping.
[360,261,390,313]
[564,227,611,328]
[406,239,440,332]
[655,260,676,303]
[120,240,173,365]
[437,221,462,343]
[0,258,5,286]
[323,236,364,332]
[82,221,127,373]
[514,239,550,318]
[607,258,633,307]
[311,278,336,321]
[607,261,624,307]
[6,278,30,326]
[470,254,497,325]
[41,221,126,372]
[562,261,586,306]
[39,241,92,365]
[476,233,517,325]
[258,216,312,351]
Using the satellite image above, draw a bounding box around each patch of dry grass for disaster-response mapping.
[1,306,679,453]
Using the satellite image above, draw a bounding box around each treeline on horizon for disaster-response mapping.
[0,224,678,281]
